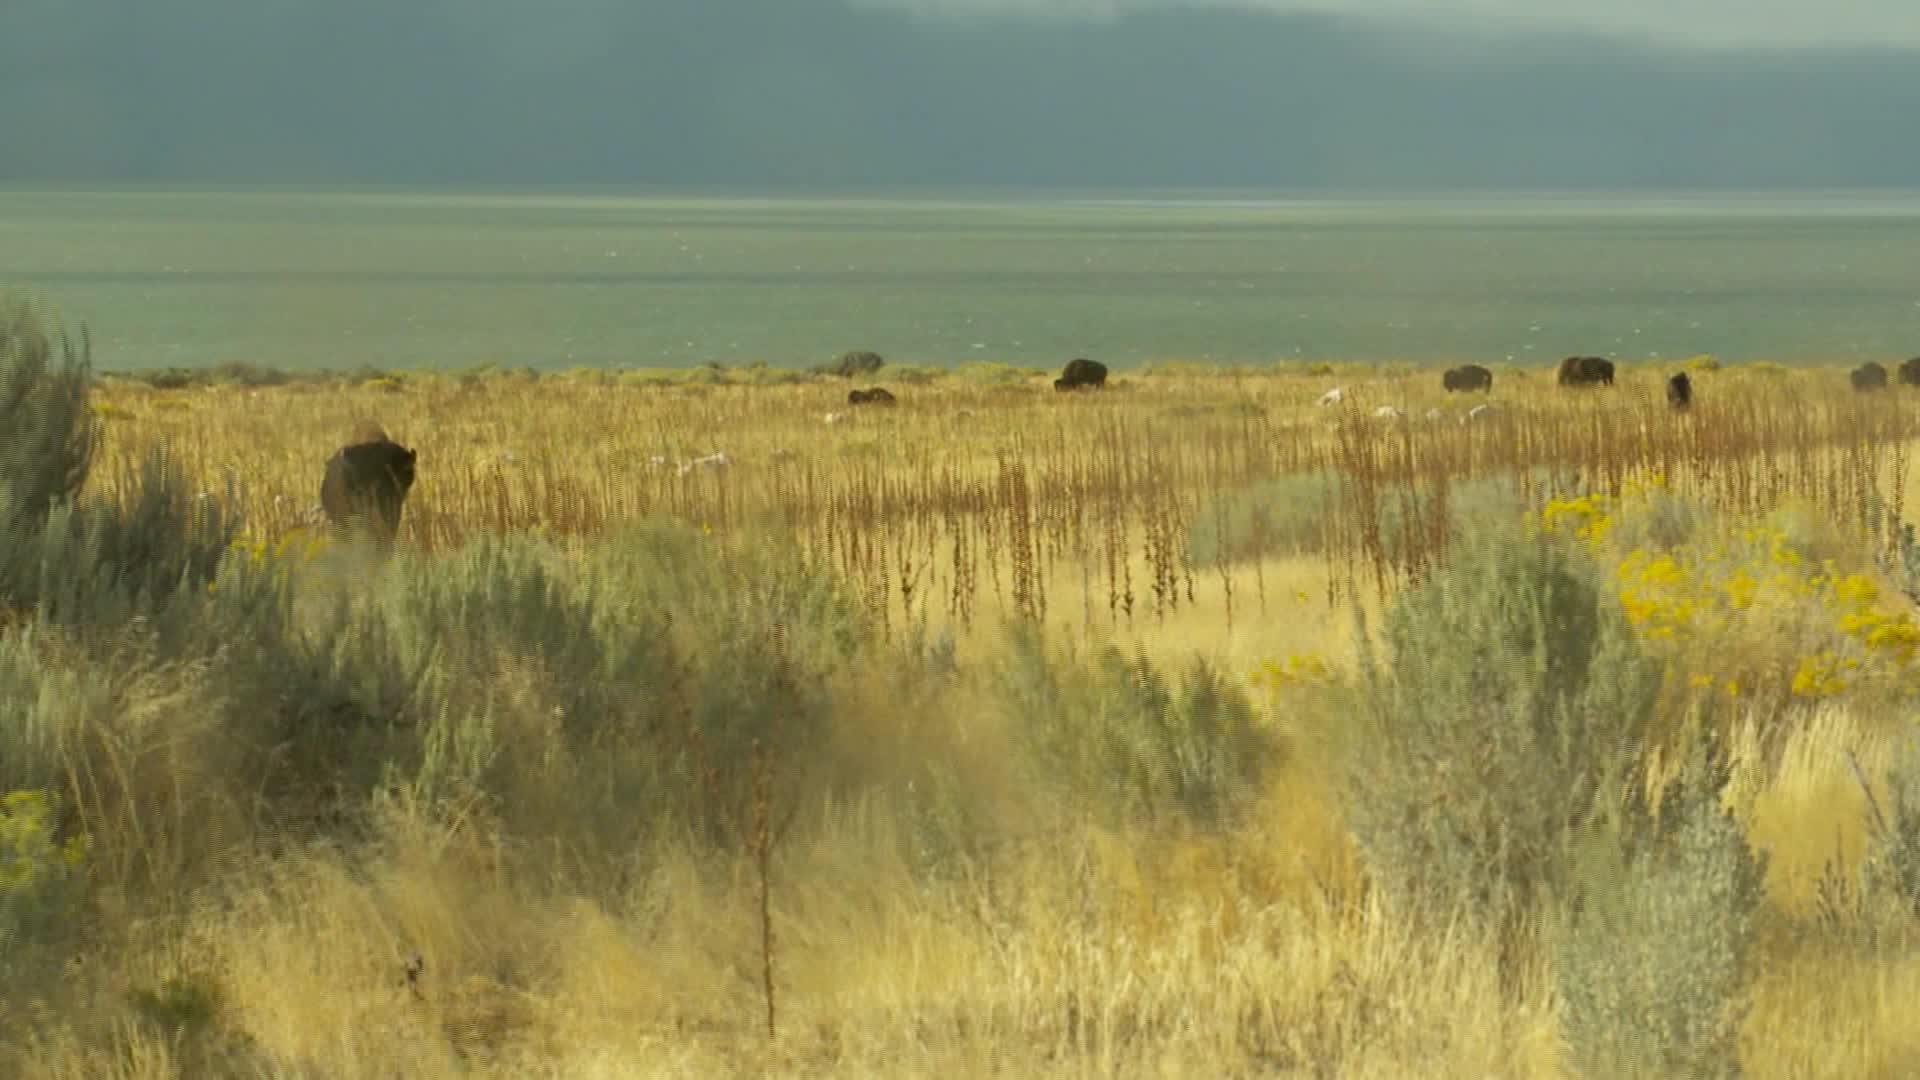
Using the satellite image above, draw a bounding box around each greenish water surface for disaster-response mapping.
[2,189,1917,371]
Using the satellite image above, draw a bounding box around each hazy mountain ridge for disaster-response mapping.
[3,0,1918,188]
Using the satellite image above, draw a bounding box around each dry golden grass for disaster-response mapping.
[22,359,1920,1076]
[86,362,1920,657]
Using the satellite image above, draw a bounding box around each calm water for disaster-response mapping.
[2,189,1918,371]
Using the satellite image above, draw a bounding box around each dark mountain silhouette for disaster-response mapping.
[3,0,1918,189]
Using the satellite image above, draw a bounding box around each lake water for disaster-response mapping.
[2,189,1918,372]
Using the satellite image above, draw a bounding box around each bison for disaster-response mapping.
[1054,357,1108,391]
[847,387,898,406]
[1557,355,1615,388]
[1853,362,1890,392]
[320,424,417,547]
[1442,364,1493,393]
[1898,356,1920,387]
[1666,372,1692,410]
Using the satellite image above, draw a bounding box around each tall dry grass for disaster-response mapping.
[6,326,1920,1077]
[83,361,1920,658]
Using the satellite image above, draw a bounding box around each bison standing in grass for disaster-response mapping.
[1667,372,1692,411]
[1853,362,1889,392]
[1054,357,1108,391]
[1557,355,1615,387]
[1442,364,1493,393]
[848,387,897,406]
[320,423,417,547]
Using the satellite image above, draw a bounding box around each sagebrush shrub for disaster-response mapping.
[1338,518,1665,989]
[1607,486,1713,553]
[222,521,873,856]
[1850,738,1920,925]
[0,295,95,542]
[1554,740,1766,1079]
[4,450,241,635]
[0,788,89,981]
[0,633,116,794]
[993,623,1278,829]
[0,295,236,638]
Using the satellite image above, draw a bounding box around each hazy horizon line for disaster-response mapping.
[13,183,1920,200]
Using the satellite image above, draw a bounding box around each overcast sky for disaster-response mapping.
[859,0,1920,47]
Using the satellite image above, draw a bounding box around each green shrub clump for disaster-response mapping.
[991,625,1278,830]
[0,294,239,638]
[830,350,886,378]
[1316,512,1767,1071]
[0,788,89,975]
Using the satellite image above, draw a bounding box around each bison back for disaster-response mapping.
[1667,373,1692,408]
[321,440,417,541]
[1060,358,1108,387]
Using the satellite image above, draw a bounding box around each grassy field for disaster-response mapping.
[8,296,1920,1076]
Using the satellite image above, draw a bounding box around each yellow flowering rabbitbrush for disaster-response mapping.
[1247,653,1333,697]
[0,789,89,892]
[211,528,330,593]
[1549,479,1920,704]
[1540,493,1615,548]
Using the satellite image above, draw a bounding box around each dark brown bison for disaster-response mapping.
[320,424,417,546]
[1557,355,1615,387]
[1898,356,1920,387]
[847,387,897,406]
[1853,362,1890,392]
[1442,364,1493,393]
[1054,357,1108,391]
[1666,372,1692,410]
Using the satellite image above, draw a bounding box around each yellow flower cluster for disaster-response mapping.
[1540,493,1615,548]
[1599,506,1920,702]
[1832,580,1920,665]
[0,789,89,892]
[212,528,331,593]
[1789,651,1856,699]
[1247,653,1332,695]
[1616,550,1710,640]
[233,527,329,566]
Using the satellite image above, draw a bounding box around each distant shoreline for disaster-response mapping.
[10,185,1920,212]
[90,357,1872,388]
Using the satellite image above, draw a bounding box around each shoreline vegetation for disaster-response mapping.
[8,291,1920,1076]
[97,351,1760,391]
